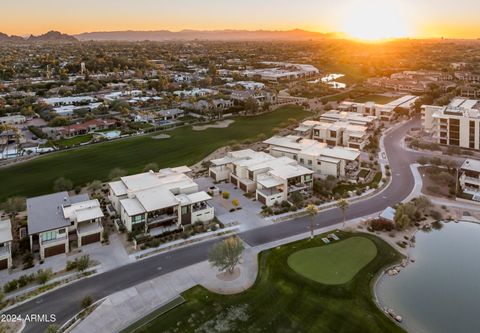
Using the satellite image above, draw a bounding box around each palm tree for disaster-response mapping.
[305,204,319,239]
[337,199,349,229]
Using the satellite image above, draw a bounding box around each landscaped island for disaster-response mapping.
[0,105,310,201]
[130,233,405,333]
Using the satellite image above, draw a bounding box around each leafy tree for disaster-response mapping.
[48,116,69,127]
[290,191,304,207]
[243,97,259,114]
[53,177,73,192]
[88,180,102,193]
[143,162,159,172]
[1,196,26,216]
[36,269,52,285]
[208,236,244,274]
[305,204,319,239]
[109,168,127,180]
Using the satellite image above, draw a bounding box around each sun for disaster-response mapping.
[340,0,411,41]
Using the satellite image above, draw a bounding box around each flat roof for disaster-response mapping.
[176,191,212,206]
[135,187,178,212]
[120,198,146,216]
[461,159,480,172]
[0,219,12,243]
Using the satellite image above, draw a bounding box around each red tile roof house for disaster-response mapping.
[60,119,117,138]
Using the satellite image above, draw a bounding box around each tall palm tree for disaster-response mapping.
[337,199,350,229]
[306,204,319,239]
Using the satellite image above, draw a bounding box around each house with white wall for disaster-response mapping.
[0,219,13,270]
[108,166,214,235]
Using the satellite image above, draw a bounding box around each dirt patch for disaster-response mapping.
[192,120,234,131]
[152,134,170,139]
[216,267,241,281]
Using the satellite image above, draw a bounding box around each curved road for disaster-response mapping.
[9,118,422,333]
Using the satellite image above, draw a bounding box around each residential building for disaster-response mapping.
[58,118,117,138]
[339,95,418,121]
[243,62,319,82]
[263,135,361,178]
[209,149,314,206]
[27,192,104,259]
[459,159,480,199]
[157,108,184,120]
[422,98,480,149]
[108,167,214,235]
[294,111,376,150]
[0,219,13,270]
[0,115,27,125]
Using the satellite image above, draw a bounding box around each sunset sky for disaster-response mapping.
[2,0,480,39]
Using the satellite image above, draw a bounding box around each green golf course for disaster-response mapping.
[0,105,309,201]
[288,236,378,285]
[130,233,405,333]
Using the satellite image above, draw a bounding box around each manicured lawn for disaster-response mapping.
[133,232,405,333]
[287,237,377,285]
[353,95,397,104]
[0,106,309,201]
[54,134,93,148]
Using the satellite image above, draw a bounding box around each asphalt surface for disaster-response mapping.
[8,118,421,333]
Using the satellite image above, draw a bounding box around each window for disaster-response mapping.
[300,158,304,164]
[132,214,145,224]
[308,160,312,166]
[181,206,188,215]
[58,229,65,234]
[41,231,57,242]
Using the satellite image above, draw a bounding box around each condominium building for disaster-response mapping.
[422,98,480,149]
[263,135,361,178]
[27,192,104,259]
[209,149,314,206]
[108,166,214,235]
[459,159,480,199]
[294,111,376,150]
[339,95,418,121]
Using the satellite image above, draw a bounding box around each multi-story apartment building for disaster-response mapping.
[294,111,376,150]
[422,98,480,150]
[108,166,214,235]
[27,192,104,259]
[209,149,314,206]
[339,95,418,121]
[263,136,361,179]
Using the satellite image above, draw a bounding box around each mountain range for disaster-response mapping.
[74,29,343,41]
[0,30,78,43]
[0,29,346,43]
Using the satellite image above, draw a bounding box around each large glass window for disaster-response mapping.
[132,214,145,224]
[41,230,57,242]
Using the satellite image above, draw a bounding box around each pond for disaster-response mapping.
[376,221,480,333]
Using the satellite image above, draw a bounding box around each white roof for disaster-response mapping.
[120,198,146,216]
[62,199,104,223]
[257,174,283,188]
[135,187,178,212]
[269,163,313,179]
[0,219,12,244]
[380,207,396,222]
[461,159,480,172]
[176,191,212,206]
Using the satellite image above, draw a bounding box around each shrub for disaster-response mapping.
[36,269,52,285]
[53,177,74,192]
[22,252,34,269]
[370,219,394,232]
[76,255,90,272]
[81,296,93,309]
[3,280,18,293]
[222,191,230,199]
[66,260,77,271]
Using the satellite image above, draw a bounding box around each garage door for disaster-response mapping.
[45,244,66,257]
[0,259,8,270]
[81,233,101,245]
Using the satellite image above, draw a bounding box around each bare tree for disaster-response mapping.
[306,204,319,239]
[208,236,244,274]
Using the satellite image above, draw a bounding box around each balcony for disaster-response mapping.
[77,221,103,237]
[147,213,177,225]
[192,201,212,213]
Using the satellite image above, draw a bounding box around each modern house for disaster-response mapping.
[422,98,480,150]
[0,219,13,270]
[263,135,361,178]
[339,95,418,121]
[459,159,480,199]
[209,149,314,206]
[108,166,214,235]
[27,192,104,259]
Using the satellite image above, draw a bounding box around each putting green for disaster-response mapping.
[287,236,377,285]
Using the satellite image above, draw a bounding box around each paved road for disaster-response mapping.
[9,118,421,333]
